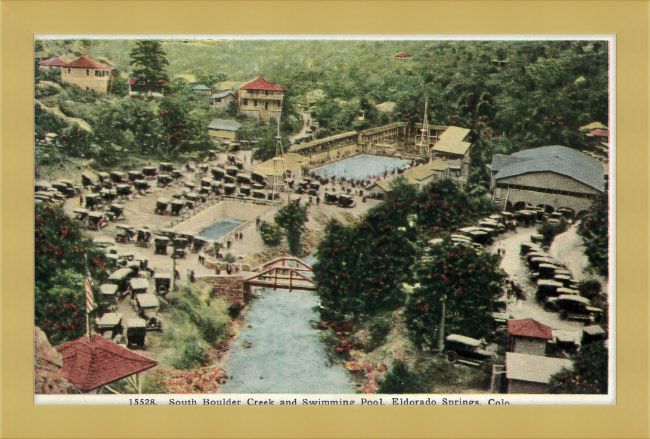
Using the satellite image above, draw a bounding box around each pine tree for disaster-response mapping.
[274,200,309,256]
[129,40,169,93]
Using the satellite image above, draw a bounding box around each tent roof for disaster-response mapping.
[207,119,242,132]
[62,56,113,70]
[255,153,310,176]
[432,126,472,156]
[56,334,157,391]
[240,77,284,91]
[508,318,553,340]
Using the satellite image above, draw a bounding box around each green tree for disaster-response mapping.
[378,361,425,394]
[578,195,609,277]
[274,200,309,256]
[405,241,505,350]
[549,340,608,394]
[313,180,419,320]
[258,220,283,246]
[129,40,169,93]
[35,203,109,345]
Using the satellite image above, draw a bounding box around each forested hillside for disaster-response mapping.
[36,39,608,170]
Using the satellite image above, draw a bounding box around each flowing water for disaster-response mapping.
[220,254,356,394]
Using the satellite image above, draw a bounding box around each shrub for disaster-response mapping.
[537,219,569,246]
[258,220,282,245]
[378,361,425,394]
[172,341,209,370]
[578,279,602,299]
[223,253,236,263]
[364,315,392,352]
[228,302,244,319]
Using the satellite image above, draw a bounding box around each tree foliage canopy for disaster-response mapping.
[274,200,309,256]
[405,241,506,348]
[129,40,169,93]
[549,340,608,394]
[577,195,609,277]
[35,203,109,345]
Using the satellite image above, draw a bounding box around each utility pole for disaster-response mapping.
[437,296,446,353]
[418,97,431,157]
[172,253,177,291]
[271,121,287,203]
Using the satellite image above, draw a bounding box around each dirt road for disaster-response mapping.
[489,226,585,334]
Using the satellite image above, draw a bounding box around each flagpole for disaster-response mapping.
[85,253,92,344]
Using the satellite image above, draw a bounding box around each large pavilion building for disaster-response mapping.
[489,146,605,214]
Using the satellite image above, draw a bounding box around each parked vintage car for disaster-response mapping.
[154,273,172,296]
[125,318,148,348]
[136,293,163,332]
[544,295,603,323]
[154,236,171,255]
[94,312,123,341]
[445,334,495,366]
[98,284,119,313]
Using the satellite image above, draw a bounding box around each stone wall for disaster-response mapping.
[195,275,245,304]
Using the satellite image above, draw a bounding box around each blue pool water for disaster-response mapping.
[198,219,243,240]
[310,154,411,181]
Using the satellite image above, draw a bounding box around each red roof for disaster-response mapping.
[128,78,137,85]
[39,57,67,67]
[62,56,114,71]
[56,334,157,391]
[395,52,412,58]
[589,129,609,137]
[507,318,553,340]
[240,77,284,91]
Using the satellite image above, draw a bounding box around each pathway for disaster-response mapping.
[489,226,585,333]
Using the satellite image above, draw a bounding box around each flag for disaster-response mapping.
[85,276,96,312]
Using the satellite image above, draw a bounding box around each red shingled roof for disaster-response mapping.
[62,56,114,71]
[507,318,553,340]
[39,57,67,67]
[240,77,284,91]
[395,52,412,58]
[56,334,157,391]
[589,129,609,137]
[128,78,137,86]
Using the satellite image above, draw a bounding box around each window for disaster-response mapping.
[86,69,90,76]
[243,99,248,105]
[67,68,71,74]
[254,100,258,106]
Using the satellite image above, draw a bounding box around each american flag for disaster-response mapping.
[85,276,96,312]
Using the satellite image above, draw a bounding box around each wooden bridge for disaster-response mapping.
[244,257,315,292]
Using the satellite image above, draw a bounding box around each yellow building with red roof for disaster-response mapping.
[238,77,284,122]
[61,56,114,94]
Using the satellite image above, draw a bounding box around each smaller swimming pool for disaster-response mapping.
[198,219,243,240]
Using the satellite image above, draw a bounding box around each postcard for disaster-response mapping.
[33,35,614,406]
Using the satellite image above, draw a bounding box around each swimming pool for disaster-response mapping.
[198,219,243,240]
[310,154,411,181]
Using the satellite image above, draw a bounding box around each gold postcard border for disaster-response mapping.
[2,1,648,438]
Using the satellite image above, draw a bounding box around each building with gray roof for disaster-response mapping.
[489,146,604,215]
[207,119,243,141]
